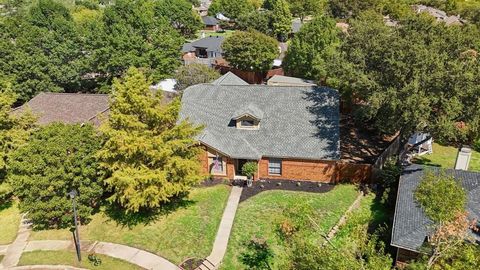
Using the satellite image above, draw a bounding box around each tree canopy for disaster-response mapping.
[223,31,279,72]
[271,0,292,41]
[8,123,104,229]
[288,0,326,22]
[283,15,340,80]
[97,67,203,212]
[208,0,254,20]
[174,63,220,91]
[0,85,36,202]
[415,170,466,223]
[327,11,480,143]
[0,0,189,102]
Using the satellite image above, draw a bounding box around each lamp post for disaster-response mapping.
[68,189,81,262]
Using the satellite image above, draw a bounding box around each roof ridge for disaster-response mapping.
[39,92,109,97]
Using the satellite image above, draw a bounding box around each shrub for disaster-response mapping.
[241,162,258,179]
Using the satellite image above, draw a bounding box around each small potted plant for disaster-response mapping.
[242,162,258,187]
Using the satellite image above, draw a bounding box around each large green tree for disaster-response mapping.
[207,0,254,20]
[8,123,104,229]
[97,67,203,212]
[154,0,202,38]
[283,16,340,80]
[89,0,184,88]
[328,0,383,18]
[0,0,82,102]
[0,83,36,202]
[223,31,279,72]
[236,10,273,36]
[271,0,292,41]
[327,11,480,143]
[174,63,220,91]
[287,0,325,22]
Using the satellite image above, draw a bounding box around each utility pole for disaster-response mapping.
[68,189,81,262]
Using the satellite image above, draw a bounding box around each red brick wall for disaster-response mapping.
[396,248,420,267]
[199,148,372,183]
[258,158,337,182]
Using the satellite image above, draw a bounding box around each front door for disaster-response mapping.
[235,159,249,176]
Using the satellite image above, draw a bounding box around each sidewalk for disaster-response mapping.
[0,214,31,269]
[23,240,180,270]
[204,186,242,268]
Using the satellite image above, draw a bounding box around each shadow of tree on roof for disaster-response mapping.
[304,87,340,160]
[103,194,195,228]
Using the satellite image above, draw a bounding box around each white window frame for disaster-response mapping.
[268,158,282,175]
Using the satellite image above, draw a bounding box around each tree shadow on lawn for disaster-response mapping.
[412,156,442,168]
[103,195,196,228]
[0,200,13,212]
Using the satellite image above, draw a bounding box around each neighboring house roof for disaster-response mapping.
[151,79,178,93]
[179,84,340,160]
[267,75,316,87]
[212,72,248,86]
[13,92,109,125]
[202,16,219,26]
[391,164,480,252]
[182,36,225,54]
[412,4,466,25]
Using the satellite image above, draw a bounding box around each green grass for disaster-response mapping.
[19,250,141,270]
[0,201,21,244]
[221,185,359,270]
[194,30,235,40]
[29,185,231,264]
[413,143,480,172]
[331,194,388,247]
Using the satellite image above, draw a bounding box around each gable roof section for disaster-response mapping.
[202,16,219,26]
[391,164,480,252]
[212,72,248,86]
[13,92,109,125]
[267,75,316,87]
[180,84,340,160]
[232,103,264,120]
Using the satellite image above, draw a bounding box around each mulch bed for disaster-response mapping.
[232,179,335,202]
[198,178,228,187]
[179,258,203,270]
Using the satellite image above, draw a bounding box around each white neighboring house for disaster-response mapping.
[408,132,433,155]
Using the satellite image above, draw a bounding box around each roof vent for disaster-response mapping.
[455,146,472,170]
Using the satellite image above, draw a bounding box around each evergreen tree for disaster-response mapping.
[8,123,103,229]
[97,67,203,212]
[0,81,36,202]
[271,0,292,41]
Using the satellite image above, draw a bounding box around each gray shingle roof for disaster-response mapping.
[202,16,219,26]
[179,84,340,160]
[267,75,316,86]
[212,72,248,86]
[13,92,109,125]
[233,103,264,120]
[391,164,480,251]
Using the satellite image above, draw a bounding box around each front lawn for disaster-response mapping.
[221,185,359,269]
[0,201,21,244]
[195,30,235,39]
[19,250,141,270]
[413,143,480,171]
[29,185,231,264]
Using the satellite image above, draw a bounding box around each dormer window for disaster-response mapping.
[232,104,263,130]
[241,119,255,127]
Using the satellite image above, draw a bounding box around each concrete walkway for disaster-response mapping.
[199,186,242,270]
[22,240,179,270]
[10,265,87,270]
[0,214,31,269]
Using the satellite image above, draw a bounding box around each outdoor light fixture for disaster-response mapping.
[68,189,82,262]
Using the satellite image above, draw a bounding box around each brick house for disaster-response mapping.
[179,73,345,182]
[391,164,480,266]
[201,16,220,31]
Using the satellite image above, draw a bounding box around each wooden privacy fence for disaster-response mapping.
[373,135,401,169]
